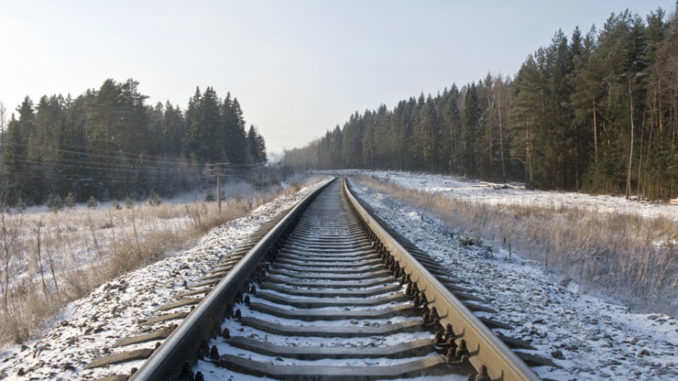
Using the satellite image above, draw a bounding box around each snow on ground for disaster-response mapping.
[356,170,678,221]
[2,171,675,380]
[1,178,289,296]
[0,178,330,381]
[351,177,678,380]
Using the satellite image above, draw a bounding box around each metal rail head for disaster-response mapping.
[342,178,540,381]
[130,178,335,381]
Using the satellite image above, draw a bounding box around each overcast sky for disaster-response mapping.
[0,0,674,154]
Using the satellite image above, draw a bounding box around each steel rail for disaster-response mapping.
[130,178,336,381]
[342,178,540,381]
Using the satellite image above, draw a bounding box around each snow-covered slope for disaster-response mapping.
[361,170,678,221]
[351,177,678,380]
[0,180,327,380]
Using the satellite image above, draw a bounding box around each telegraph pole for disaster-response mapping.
[216,168,221,212]
[206,162,229,213]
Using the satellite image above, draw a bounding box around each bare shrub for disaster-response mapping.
[357,175,678,315]
[61,268,95,300]
[0,208,20,313]
[288,182,301,194]
[0,277,59,343]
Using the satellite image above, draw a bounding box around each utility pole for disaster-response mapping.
[217,168,221,212]
[259,162,264,188]
[206,162,230,213]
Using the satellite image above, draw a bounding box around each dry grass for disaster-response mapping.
[0,178,319,344]
[358,175,678,315]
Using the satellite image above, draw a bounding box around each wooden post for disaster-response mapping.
[217,167,221,213]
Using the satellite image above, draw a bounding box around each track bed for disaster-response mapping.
[193,181,467,380]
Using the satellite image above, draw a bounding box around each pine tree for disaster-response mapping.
[440,87,462,173]
[185,86,202,159]
[200,87,223,162]
[462,84,481,177]
[342,112,364,168]
[414,96,441,171]
[3,115,25,202]
[162,102,186,156]
[246,125,267,164]
[222,95,247,165]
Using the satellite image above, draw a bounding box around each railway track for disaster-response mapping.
[91,177,550,380]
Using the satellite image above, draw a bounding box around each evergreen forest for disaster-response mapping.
[283,9,678,200]
[0,79,267,205]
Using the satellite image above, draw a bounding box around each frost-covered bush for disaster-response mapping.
[16,195,26,211]
[148,193,162,206]
[64,192,75,208]
[46,194,64,212]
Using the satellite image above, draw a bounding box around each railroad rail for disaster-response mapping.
[91,177,550,380]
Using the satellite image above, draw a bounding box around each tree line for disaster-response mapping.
[0,79,267,205]
[283,8,678,200]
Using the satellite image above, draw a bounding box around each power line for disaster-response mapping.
[0,141,268,199]
[3,140,209,167]
[0,166,204,184]
[3,140,268,170]
[0,160,266,191]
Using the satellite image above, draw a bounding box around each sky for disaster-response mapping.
[0,0,675,155]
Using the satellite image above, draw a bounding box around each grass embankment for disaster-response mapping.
[357,175,678,316]
[0,180,312,344]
